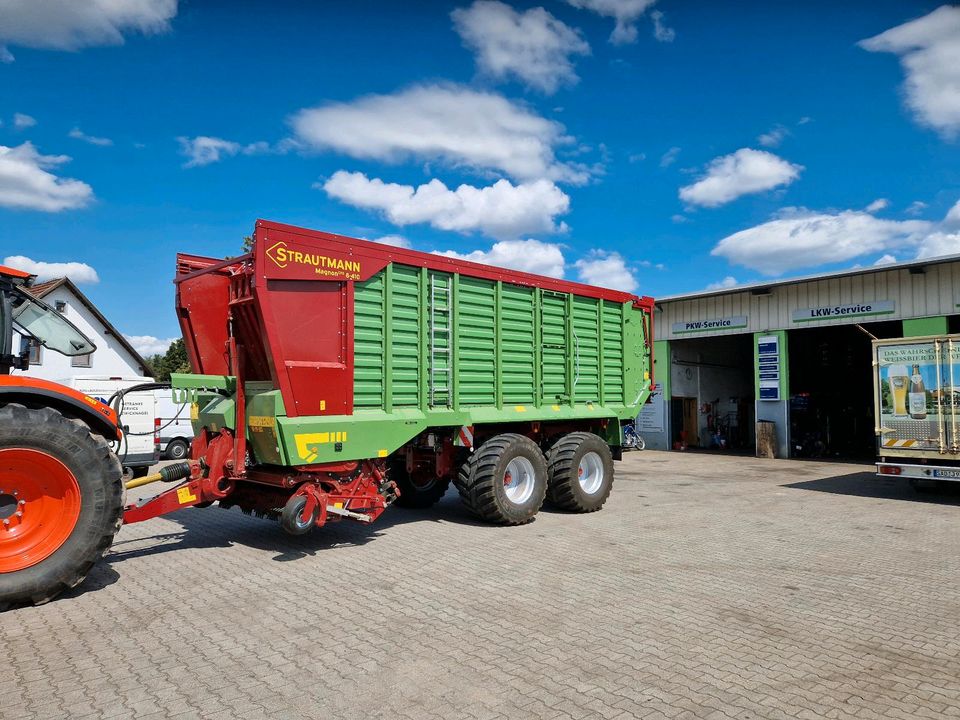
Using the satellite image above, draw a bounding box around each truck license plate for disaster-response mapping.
[932,468,960,479]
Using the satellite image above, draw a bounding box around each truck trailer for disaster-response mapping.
[874,334,960,488]
[1,219,654,607]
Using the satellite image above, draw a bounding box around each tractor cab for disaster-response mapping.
[0,265,96,374]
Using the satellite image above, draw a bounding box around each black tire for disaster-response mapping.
[131,466,150,479]
[453,433,547,525]
[0,404,123,609]
[281,494,317,535]
[390,459,451,509]
[165,438,189,460]
[546,432,615,513]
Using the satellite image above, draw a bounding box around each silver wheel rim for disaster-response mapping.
[578,452,604,495]
[503,456,536,505]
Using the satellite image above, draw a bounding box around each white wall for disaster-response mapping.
[657,260,960,341]
[13,284,148,383]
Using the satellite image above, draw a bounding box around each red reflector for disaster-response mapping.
[879,466,902,475]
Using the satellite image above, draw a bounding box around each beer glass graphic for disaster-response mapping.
[889,364,909,417]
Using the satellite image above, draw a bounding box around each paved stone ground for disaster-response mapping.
[2,451,960,719]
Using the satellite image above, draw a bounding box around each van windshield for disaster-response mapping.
[11,287,96,357]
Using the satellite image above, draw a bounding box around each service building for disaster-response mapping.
[643,255,960,459]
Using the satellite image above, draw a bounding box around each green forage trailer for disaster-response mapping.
[132,220,654,534]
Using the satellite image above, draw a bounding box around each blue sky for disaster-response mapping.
[1,1,959,354]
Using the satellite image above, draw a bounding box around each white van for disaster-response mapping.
[66,375,159,477]
[153,388,194,460]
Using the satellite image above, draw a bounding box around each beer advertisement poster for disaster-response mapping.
[876,341,960,451]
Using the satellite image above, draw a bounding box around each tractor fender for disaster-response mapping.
[0,376,121,441]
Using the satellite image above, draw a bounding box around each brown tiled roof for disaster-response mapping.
[24,278,66,298]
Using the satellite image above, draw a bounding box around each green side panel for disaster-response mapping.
[601,301,624,405]
[903,316,948,337]
[573,295,601,403]
[622,304,649,415]
[456,276,496,406]
[653,340,670,398]
[354,272,384,409]
[391,264,421,407]
[541,291,568,403]
[501,284,536,405]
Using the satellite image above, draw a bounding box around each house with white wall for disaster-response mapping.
[13,277,151,382]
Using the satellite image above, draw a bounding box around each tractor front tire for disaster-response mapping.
[454,433,547,525]
[0,404,123,609]
[546,432,614,513]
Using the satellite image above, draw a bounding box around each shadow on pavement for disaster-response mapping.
[103,490,506,566]
[783,471,960,505]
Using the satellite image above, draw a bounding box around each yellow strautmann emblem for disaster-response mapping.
[266,240,361,280]
[295,432,348,462]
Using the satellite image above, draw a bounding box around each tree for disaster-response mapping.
[148,339,190,382]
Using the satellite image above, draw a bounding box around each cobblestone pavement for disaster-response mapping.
[2,451,960,719]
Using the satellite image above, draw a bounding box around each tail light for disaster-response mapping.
[879,465,902,475]
[154,418,161,451]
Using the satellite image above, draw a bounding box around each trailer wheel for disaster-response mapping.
[546,432,614,513]
[454,433,547,525]
[391,460,451,509]
[0,404,123,609]
[280,494,318,535]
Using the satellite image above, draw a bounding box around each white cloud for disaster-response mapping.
[322,171,570,240]
[757,124,789,148]
[574,250,637,292]
[127,335,177,356]
[564,0,658,45]
[436,239,566,278]
[915,199,960,258]
[13,113,36,129]
[659,146,680,167]
[290,84,587,184]
[706,276,738,290]
[859,6,960,138]
[865,198,889,213]
[452,1,589,94]
[370,235,411,248]
[3,255,99,283]
[874,254,897,266]
[68,127,113,147]
[906,200,929,216]
[711,206,941,275]
[0,0,177,61]
[177,136,270,168]
[0,142,93,211]
[650,10,674,42]
[679,148,803,208]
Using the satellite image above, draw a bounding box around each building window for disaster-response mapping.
[20,337,42,365]
[55,301,67,313]
[71,352,93,368]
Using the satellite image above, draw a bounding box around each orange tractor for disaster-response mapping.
[0,265,127,608]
